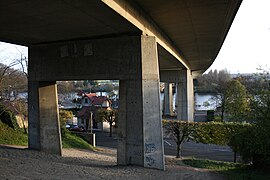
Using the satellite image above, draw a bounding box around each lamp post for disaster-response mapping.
[90,111,93,134]
[89,111,95,147]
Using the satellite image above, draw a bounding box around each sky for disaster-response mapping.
[206,0,270,74]
[0,0,270,74]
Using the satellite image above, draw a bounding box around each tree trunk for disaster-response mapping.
[109,122,112,137]
[221,109,224,121]
[176,143,181,158]
[234,151,237,163]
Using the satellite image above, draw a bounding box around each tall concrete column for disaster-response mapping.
[118,36,165,170]
[28,81,41,150]
[163,82,173,116]
[176,70,194,121]
[28,81,62,155]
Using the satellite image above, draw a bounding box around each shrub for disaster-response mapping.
[0,103,19,130]
[163,120,197,158]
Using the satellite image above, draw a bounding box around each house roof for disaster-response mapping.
[85,93,97,99]
[77,106,108,119]
[83,93,111,106]
[0,101,20,115]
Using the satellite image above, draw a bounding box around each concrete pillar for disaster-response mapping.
[28,81,41,150]
[176,70,194,121]
[163,82,173,116]
[117,35,165,170]
[28,81,62,155]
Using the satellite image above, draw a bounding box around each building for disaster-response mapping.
[76,93,111,130]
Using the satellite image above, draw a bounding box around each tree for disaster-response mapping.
[163,120,197,158]
[223,80,250,121]
[197,69,232,120]
[196,69,231,93]
[0,63,27,99]
[59,110,73,135]
[96,108,118,137]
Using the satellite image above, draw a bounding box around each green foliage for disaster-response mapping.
[62,131,95,150]
[242,68,270,168]
[224,80,250,121]
[0,121,27,146]
[0,103,19,130]
[195,122,251,146]
[59,109,73,135]
[163,120,197,158]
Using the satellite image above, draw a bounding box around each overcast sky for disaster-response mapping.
[206,0,270,74]
[1,0,270,74]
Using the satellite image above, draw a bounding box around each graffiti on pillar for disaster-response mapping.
[145,143,157,167]
[145,143,156,154]
[60,43,93,58]
[84,43,93,56]
[145,156,155,166]
[60,45,69,58]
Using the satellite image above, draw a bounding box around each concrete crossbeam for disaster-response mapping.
[28,35,164,170]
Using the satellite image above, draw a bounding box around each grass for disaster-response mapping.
[0,121,28,146]
[183,158,270,180]
[62,131,95,150]
[0,121,95,151]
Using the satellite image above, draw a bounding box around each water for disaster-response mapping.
[160,92,217,111]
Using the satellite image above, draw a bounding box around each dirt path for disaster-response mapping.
[0,145,225,180]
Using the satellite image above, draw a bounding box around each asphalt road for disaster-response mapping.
[94,130,239,162]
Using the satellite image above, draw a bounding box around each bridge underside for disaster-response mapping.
[0,0,242,170]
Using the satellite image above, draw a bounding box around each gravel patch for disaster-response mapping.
[0,145,225,180]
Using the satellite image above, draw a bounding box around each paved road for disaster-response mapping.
[94,130,239,162]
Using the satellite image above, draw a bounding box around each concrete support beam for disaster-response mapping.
[28,81,41,150]
[117,36,165,170]
[29,35,163,169]
[163,83,173,116]
[176,70,194,121]
[28,81,62,155]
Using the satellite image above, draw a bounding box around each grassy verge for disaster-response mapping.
[62,131,95,150]
[183,158,270,180]
[0,121,95,151]
[0,121,28,146]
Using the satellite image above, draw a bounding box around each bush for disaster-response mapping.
[163,120,197,158]
[194,121,252,163]
[0,103,19,130]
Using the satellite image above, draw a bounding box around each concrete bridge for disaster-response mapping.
[0,0,242,170]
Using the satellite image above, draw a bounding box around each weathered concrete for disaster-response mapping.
[28,81,62,155]
[163,83,173,116]
[1,0,242,171]
[176,70,194,121]
[28,81,41,150]
[39,82,62,155]
[29,35,164,169]
[118,36,164,170]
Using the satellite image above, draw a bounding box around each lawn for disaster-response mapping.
[0,121,95,151]
[0,121,28,146]
[183,158,270,180]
